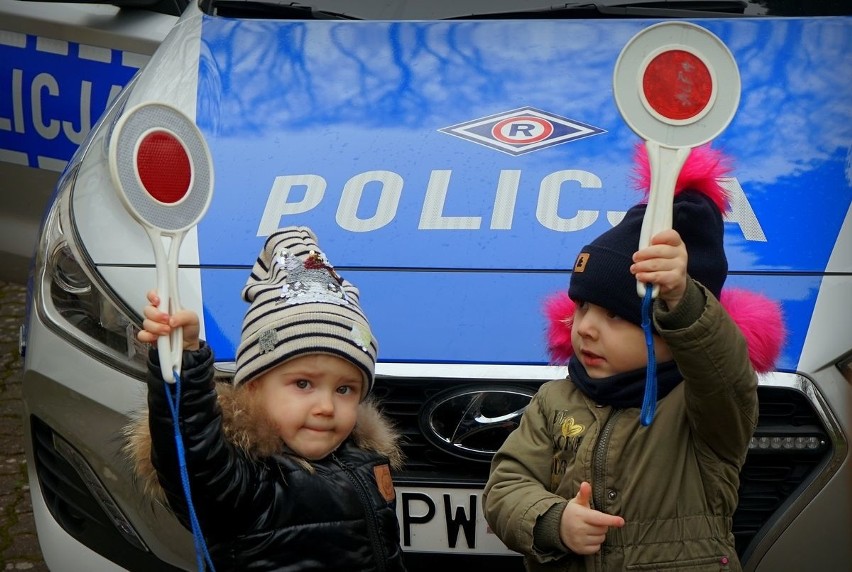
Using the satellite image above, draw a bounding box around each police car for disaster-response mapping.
[5,1,851,570]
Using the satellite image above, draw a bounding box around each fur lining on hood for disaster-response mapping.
[123,382,405,504]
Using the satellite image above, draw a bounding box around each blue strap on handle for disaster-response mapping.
[164,370,217,571]
[640,285,658,427]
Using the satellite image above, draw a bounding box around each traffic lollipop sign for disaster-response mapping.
[108,102,214,383]
[613,21,740,297]
[613,22,740,426]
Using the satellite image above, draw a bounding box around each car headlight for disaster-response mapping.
[32,162,147,378]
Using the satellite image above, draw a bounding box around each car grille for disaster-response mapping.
[373,376,833,560]
[734,386,832,556]
[372,377,543,482]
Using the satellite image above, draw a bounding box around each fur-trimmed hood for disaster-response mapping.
[124,382,405,503]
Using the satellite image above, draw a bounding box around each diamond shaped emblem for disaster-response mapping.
[439,106,606,156]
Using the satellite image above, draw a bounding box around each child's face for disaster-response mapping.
[571,301,672,378]
[248,353,364,460]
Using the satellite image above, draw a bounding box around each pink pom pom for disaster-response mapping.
[543,287,785,372]
[631,142,733,212]
[720,288,786,373]
[543,292,576,364]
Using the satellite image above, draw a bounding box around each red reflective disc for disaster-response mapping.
[642,49,712,121]
[137,131,191,204]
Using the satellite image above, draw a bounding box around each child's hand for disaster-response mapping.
[138,290,201,351]
[560,481,625,555]
[631,228,688,310]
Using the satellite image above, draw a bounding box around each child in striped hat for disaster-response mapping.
[126,226,406,572]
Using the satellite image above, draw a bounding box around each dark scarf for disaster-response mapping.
[568,357,683,409]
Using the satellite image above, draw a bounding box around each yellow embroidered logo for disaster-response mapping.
[561,417,585,438]
[373,464,395,503]
[573,253,590,272]
[552,413,586,482]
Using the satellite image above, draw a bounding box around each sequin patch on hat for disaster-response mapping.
[275,248,351,307]
[350,324,372,353]
[258,328,279,354]
[304,250,342,283]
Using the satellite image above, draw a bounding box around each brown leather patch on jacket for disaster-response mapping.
[374,464,395,503]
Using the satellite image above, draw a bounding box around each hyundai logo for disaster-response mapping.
[419,386,537,462]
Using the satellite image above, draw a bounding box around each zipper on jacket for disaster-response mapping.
[591,408,623,572]
[592,409,622,510]
[332,453,388,572]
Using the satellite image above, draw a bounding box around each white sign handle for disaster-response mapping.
[146,228,185,382]
[636,142,690,297]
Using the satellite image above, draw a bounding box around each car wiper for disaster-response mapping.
[597,1,749,16]
[203,0,362,19]
[448,1,749,20]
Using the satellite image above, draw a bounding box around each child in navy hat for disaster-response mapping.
[125,226,406,572]
[483,144,785,572]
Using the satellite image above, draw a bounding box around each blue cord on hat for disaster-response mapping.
[640,286,657,426]
[165,370,216,572]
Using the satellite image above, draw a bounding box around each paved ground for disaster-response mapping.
[0,280,48,571]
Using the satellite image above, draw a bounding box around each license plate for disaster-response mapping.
[394,486,518,555]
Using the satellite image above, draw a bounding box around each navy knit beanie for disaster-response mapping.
[568,180,727,327]
[547,144,787,375]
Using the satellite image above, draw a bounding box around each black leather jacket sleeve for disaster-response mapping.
[146,343,266,540]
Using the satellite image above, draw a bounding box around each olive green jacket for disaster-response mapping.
[483,281,758,572]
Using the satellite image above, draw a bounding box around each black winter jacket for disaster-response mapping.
[126,344,407,572]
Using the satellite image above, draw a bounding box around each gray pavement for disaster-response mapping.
[0,280,48,571]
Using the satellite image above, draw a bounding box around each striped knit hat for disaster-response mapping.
[233,227,377,396]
